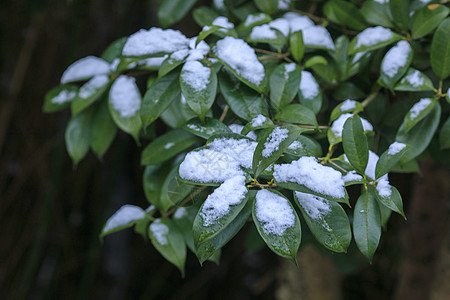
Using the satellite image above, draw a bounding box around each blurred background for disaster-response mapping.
[1,0,449,299]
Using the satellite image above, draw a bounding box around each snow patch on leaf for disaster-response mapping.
[110,75,141,118]
[208,137,257,169]
[331,113,373,138]
[150,219,169,245]
[181,61,211,91]
[356,26,393,48]
[409,98,432,120]
[381,41,411,78]
[387,142,406,155]
[78,75,109,99]
[52,90,77,104]
[251,114,267,127]
[103,205,145,233]
[61,56,110,83]
[262,127,289,157]
[299,71,319,100]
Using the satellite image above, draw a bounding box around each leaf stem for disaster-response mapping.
[219,105,229,122]
[360,87,381,109]
[327,160,349,173]
[164,186,208,217]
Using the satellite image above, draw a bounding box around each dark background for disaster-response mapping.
[1,0,449,299]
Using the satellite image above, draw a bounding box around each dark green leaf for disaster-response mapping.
[141,129,197,165]
[394,68,435,91]
[289,31,305,63]
[375,142,408,179]
[253,126,302,178]
[43,84,78,113]
[412,4,449,39]
[101,205,146,238]
[342,115,369,174]
[253,189,301,261]
[430,18,450,79]
[254,0,278,14]
[192,6,220,27]
[141,71,181,127]
[172,206,198,252]
[270,63,301,111]
[360,1,394,28]
[353,188,381,261]
[242,115,274,135]
[143,164,164,207]
[390,0,410,31]
[71,75,111,115]
[196,26,222,46]
[275,104,318,127]
[180,62,218,122]
[330,100,364,122]
[323,0,367,30]
[237,13,272,36]
[294,191,351,253]
[149,218,186,276]
[158,54,186,79]
[65,108,93,166]
[439,116,450,149]
[403,98,436,133]
[160,165,194,212]
[283,135,323,158]
[379,41,413,89]
[184,118,232,139]
[348,28,402,54]
[304,56,327,68]
[90,100,117,159]
[157,0,198,27]
[101,37,127,63]
[372,185,405,219]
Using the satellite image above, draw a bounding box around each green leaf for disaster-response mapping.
[90,100,117,159]
[310,56,340,85]
[298,70,323,114]
[180,62,218,122]
[172,206,198,252]
[342,115,369,174]
[141,129,197,165]
[412,4,449,38]
[242,115,274,135]
[323,0,367,30]
[101,205,146,238]
[238,13,272,36]
[276,180,349,205]
[289,31,305,63]
[101,37,127,63]
[394,68,435,91]
[248,28,288,51]
[379,41,413,89]
[372,185,405,219]
[333,35,349,76]
[330,100,364,123]
[430,18,450,79]
[141,71,181,128]
[439,116,450,149]
[143,164,164,207]
[184,118,232,139]
[375,142,408,179]
[43,84,78,113]
[65,108,93,166]
[193,187,252,264]
[283,135,323,158]
[360,1,394,28]
[304,56,327,68]
[218,70,268,121]
[253,189,301,261]
[108,76,142,142]
[158,53,187,78]
[353,188,381,261]
[269,63,301,111]
[348,28,402,54]
[192,6,220,27]
[254,0,278,14]
[149,218,186,276]
[160,165,194,212]
[390,0,410,31]
[275,104,318,127]
[71,75,111,115]
[215,57,265,94]
[196,25,222,46]
[157,0,198,27]
[253,126,302,178]
[403,98,436,133]
[294,191,351,253]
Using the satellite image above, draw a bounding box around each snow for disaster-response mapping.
[352,51,367,64]
[409,98,432,120]
[331,113,373,138]
[179,149,243,183]
[122,27,189,57]
[356,26,393,48]
[376,177,392,198]
[200,175,247,226]
[374,0,387,3]
[251,114,267,127]
[208,137,258,169]
[104,205,145,233]
[340,99,357,111]
[109,75,141,118]
[51,89,77,104]
[283,12,314,33]
[363,151,392,195]
[78,75,109,99]
[244,13,267,27]
[255,189,295,236]
[141,55,167,67]
[269,19,290,36]
[150,219,169,245]
[303,26,335,50]
[187,39,210,61]
[288,140,303,150]
[343,171,363,183]
[214,37,265,85]
[364,150,379,180]
[299,71,319,99]
[171,49,189,61]
[388,142,406,155]
[212,16,234,33]
[262,127,289,157]
[295,192,331,220]
[284,63,296,79]
[61,56,111,84]
[214,0,225,9]
[381,41,411,77]
[250,24,278,40]
[228,124,258,140]
[404,70,424,87]
[181,61,211,91]
[274,156,346,199]
[174,207,187,219]
[164,142,175,150]
[278,0,291,9]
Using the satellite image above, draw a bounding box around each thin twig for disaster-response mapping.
[164,186,208,217]
[360,87,381,108]
[219,105,229,122]
[327,160,349,173]
[276,122,329,130]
